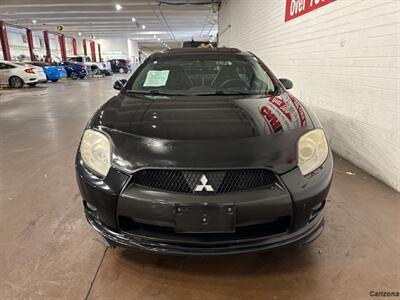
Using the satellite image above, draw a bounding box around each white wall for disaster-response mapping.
[96,37,139,62]
[219,0,400,192]
[32,31,45,59]
[65,37,74,56]
[73,35,85,56]
[128,39,139,63]
[6,26,30,60]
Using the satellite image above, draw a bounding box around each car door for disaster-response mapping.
[0,63,13,85]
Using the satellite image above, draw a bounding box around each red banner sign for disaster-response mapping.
[285,0,335,22]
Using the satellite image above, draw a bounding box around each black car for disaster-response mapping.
[76,48,333,255]
[109,59,131,73]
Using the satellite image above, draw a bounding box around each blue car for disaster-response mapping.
[28,61,67,82]
[59,61,87,80]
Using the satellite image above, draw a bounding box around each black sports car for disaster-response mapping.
[76,48,333,255]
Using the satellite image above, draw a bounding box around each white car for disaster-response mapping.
[14,62,47,83]
[67,56,112,75]
[0,61,44,88]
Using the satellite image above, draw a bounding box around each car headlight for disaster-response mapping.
[297,129,329,175]
[80,129,111,177]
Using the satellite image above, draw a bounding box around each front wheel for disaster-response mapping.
[118,67,125,74]
[70,72,79,80]
[9,76,24,88]
[51,79,59,82]
[92,67,102,76]
[79,75,86,79]
[28,82,37,87]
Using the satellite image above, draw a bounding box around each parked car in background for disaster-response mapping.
[108,59,131,73]
[59,61,87,80]
[67,55,112,76]
[0,61,41,88]
[28,61,67,82]
[14,62,47,85]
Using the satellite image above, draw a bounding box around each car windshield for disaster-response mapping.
[126,54,276,96]
[68,57,83,63]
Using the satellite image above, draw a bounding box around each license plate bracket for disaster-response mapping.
[174,203,235,233]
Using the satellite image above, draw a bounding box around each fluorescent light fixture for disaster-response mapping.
[157,38,161,41]
[78,32,82,36]
[153,35,157,39]
[141,25,146,29]
[131,17,136,22]
[115,4,122,10]
[32,20,37,24]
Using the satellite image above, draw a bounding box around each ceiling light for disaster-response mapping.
[32,20,37,24]
[78,32,82,36]
[157,38,160,41]
[141,25,146,29]
[154,35,157,39]
[131,17,136,22]
[115,4,122,10]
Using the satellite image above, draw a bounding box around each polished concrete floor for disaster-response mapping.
[0,77,399,300]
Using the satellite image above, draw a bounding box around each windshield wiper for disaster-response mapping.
[126,89,185,96]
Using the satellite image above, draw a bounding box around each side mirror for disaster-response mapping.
[279,78,293,90]
[113,79,127,90]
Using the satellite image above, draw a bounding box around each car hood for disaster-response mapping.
[91,93,315,174]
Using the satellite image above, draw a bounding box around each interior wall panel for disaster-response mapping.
[48,32,62,61]
[6,25,30,60]
[65,37,74,57]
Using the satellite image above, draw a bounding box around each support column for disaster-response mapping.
[90,40,96,62]
[82,39,87,56]
[72,38,77,55]
[0,21,11,60]
[97,43,101,62]
[26,28,35,61]
[58,34,67,61]
[43,30,52,63]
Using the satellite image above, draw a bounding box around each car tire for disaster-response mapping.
[27,83,37,87]
[79,75,86,79]
[92,67,102,76]
[70,72,79,80]
[9,76,24,88]
[51,79,59,82]
[118,67,125,74]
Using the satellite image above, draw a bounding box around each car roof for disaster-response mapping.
[150,47,252,58]
[0,61,22,67]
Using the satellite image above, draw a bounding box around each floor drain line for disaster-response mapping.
[85,247,108,300]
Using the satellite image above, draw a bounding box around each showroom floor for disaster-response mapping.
[0,77,399,300]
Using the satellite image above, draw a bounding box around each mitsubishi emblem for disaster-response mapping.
[194,175,214,192]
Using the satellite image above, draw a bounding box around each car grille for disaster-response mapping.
[131,169,277,194]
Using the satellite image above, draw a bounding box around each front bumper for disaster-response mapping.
[85,207,324,255]
[76,152,333,255]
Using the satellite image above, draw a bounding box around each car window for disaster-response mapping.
[14,62,31,67]
[126,54,276,96]
[68,57,82,63]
